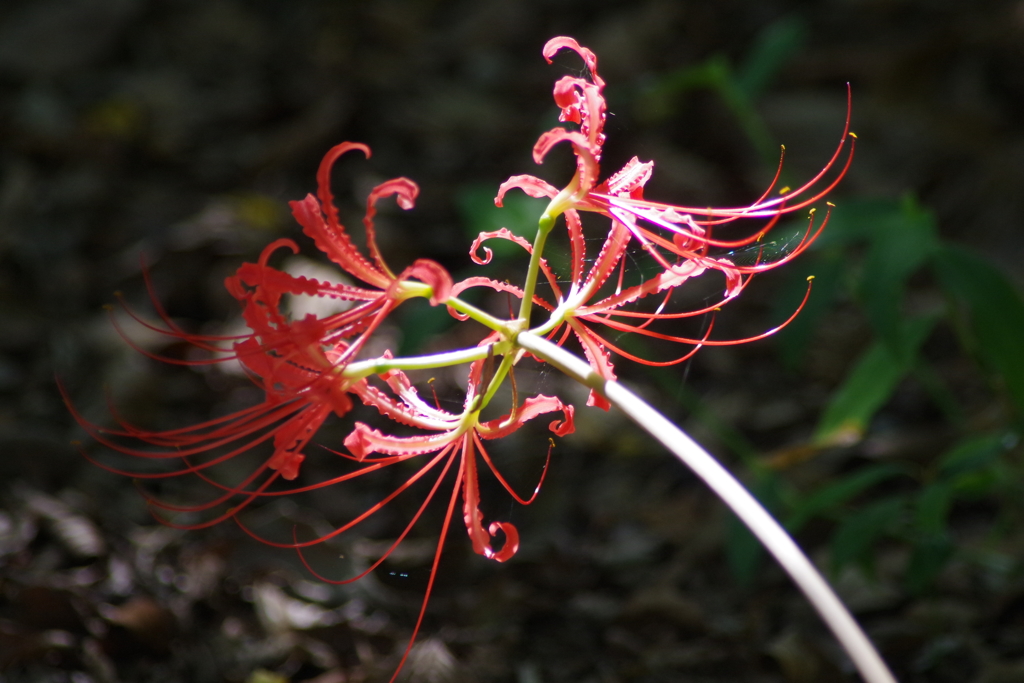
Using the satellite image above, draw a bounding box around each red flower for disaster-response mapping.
[64,35,853,683]
[208,342,573,681]
[63,136,570,681]
[469,36,854,407]
[65,141,453,505]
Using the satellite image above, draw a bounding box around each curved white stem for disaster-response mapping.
[517,331,897,683]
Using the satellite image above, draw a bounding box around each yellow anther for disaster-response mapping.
[827,201,835,207]
[806,275,816,282]
[779,186,791,195]
[849,132,858,139]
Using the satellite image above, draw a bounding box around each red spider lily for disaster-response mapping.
[66,349,572,681]
[327,350,570,679]
[471,36,853,406]
[190,345,572,681]
[65,140,452,497]
[63,134,569,682]
[63,33,855,683]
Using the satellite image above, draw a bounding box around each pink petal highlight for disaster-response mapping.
[469,228,534,265]
[532,127,593,165]
[289,194,389,289]
[542,37,604,88]
[478,394,575,439]
[496,175,558,206]
[487,521,519,562]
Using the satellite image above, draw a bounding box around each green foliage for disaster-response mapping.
[780,195,1024,429]
[813,317,935,446]
[935,246,1024,414]
[905,481,955,594]
[635,15,807,164]
[456,183,547,261]
[396,297,458,356]
[777,194,1023,589]
[854,197,938,362]
[734,17,808,99]
[785,463,909,533]
[726,472,783,585]
[829,496,907,574]
[772,193,1023,588]
[656,22,1024,588]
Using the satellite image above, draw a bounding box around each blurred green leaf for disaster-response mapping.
[726,512,764,586]
[396,297,456,356]
[785,463,907,532]
[831,496,906,573]
[775,197,937,367]
[906,536,954,595]
[810,198,909,249]
[934,246,1024,414]
[938,432,1005,478]
[633,14,807,165]
[937,433,1009,500]
[904,481,955,593]
[856,196,939,361]
[814,316,935,445]
[735,16,808,99]
[636,56,728,122]
[774,249,844,368]
[456,183,547,263]
[914,480,953,536]
[726,474,783,584]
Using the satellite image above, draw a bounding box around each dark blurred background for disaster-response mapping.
[2,1,1024,681]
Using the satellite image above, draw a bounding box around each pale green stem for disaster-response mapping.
[517,212,556,326]
[398,282,510,334]
[342,343,504,379]
[516,330,897,683]
[528,300,570,338]
[444,296,511,333]
[477,349,518,412]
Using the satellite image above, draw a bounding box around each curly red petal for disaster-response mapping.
[396,259,453,305]
[487,521,519,562]
[343,422,460,461]
[495,175,559,206]
[542,36,604,88]
[469,228,534,265]
[568,319,616,410]
[477,394,575,439]
[289,194,389,289]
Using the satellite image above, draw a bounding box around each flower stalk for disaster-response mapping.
[517,332,897,683]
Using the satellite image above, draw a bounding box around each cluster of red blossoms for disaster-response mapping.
[67,37,853,679]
